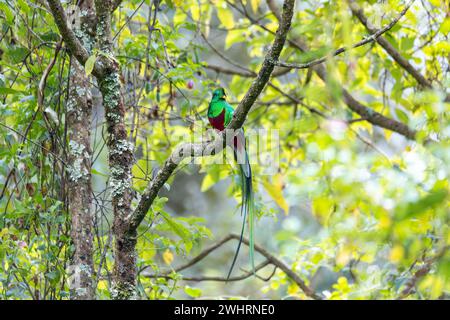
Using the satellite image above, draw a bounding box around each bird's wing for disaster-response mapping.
[224,102,235,127]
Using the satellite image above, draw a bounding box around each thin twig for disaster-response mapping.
[275,0,415,69]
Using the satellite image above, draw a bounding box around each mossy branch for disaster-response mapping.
[46,0,108,77]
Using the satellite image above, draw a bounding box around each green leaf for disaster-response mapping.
[217,7,234,29]
[6,46,30,64]
[159,211,190,242]
[440,18,450,35]
[0,3,14,24]
[250,0,259,13]
[184,285,202,298]
[225,30,242,50]
[429,0,441,6]
[400,37,414,52]
[45,270,61,285]
[394,189,448,220]
[394,108,409,124]
[0,87,24,95]
[85,55,97,76]
[17,0,30,13]
[180,100,191,117]
[262,174,289,215]
[201,174,215,192]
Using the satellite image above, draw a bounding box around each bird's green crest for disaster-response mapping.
[211,87,227,101]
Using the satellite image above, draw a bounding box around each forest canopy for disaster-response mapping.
[0,0,449,300]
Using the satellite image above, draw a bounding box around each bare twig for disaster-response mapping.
[397,246,448,299]
[275,0,415,69]
[38,40,62,109]
[144,233,321,299]
[264,0,418,140]
[348,0,432,89]
[147,260,271,282]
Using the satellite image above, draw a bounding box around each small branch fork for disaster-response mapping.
[348,0,449,103]
[262,0,419,140]
[143,233,323,300]
[274,0,415,69]
[397,245,449,300]
[348,0,430,88]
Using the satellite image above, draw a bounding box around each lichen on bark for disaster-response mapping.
[66,0,96,300]
[94,2,136,295]
[98,70,136,298]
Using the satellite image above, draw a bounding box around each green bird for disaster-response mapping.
[207,88,255,279]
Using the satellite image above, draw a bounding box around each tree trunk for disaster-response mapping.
[98,70,136,299]
[66,0,96,300]
[94,0,136,299]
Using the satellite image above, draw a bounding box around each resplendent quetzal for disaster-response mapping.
[207,88,255,279]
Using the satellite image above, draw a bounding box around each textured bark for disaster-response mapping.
[47,0,90,68]
[66,0,95,300]
[98,71,136,299]
[48,0,136,299]
[47,0,104,78]
[94,0,136,299]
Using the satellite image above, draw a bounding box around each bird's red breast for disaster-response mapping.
[208,108,226,131]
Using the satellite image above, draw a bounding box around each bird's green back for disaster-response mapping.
[208,88,234,127]
[208,99,234,126]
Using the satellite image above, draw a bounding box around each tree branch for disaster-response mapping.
[206,64,255,77]
[342,90,417,140]
[46,1,89,67]
[144,233,321,299]
[130,139,223,230]
[397,246,448,299]
[147,260,272,282]
[38,40,62,111]
[275,0,414,69]
[46,0,105,77]
[228,233,321,299]
[205,63,290,78]
[129,0,296,230]
[264,0,418,140]
[168,234,235,274]
[228,0,295,130]
[348,0,432,89]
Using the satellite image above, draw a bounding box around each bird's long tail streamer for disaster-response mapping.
[227,136,255,280]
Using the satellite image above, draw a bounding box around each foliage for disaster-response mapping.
[0,0,449,299]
